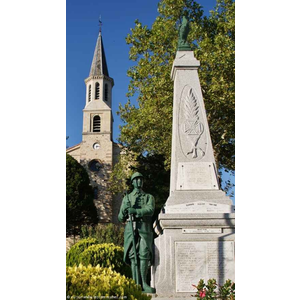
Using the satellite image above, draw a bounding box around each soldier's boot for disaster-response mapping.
[130,259,138,283]
[140,259,156,294]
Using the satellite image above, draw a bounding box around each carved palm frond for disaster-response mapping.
[184,89,200,122]
[183,88,205,158]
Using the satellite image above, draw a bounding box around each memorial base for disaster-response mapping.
[152,213,235,299]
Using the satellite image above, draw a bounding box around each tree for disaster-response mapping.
[196,0,235,172]
[111,0,235,203]
[66,154,98,236]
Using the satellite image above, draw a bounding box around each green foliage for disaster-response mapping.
[67,238,131,278]
[218,280,235,300]
[66,264,151,300]
[66,154,98,236]
[66,238,98,267]
[206,279,218,299]
[80,223,125,247]
[195,0,235,173]
[193,278,235,300]
[112,0,235,197]
[78,243,131,278]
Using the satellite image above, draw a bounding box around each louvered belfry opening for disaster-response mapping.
[88,85,91,102]
[93,115,101,132]
[104,84,108,101]
[95,82,100,100]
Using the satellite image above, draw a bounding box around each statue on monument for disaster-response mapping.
[178,15,191,51]
[118,172,156,294]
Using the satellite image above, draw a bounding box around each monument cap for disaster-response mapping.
[131,172,144,182]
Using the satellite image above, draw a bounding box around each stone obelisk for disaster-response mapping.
[152,16,235,299]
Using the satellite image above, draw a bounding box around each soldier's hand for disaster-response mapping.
[127,208,137,215]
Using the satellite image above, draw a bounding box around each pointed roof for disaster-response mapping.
[89,30,109,77]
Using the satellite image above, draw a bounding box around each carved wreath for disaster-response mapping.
[183,89,205,158]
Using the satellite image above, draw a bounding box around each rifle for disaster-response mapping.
[126,193,140,286]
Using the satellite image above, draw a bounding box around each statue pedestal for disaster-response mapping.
[152,213,235,298]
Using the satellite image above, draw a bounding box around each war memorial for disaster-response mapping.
[149,17,235,299]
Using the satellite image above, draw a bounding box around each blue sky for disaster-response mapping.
[66,0,234,200]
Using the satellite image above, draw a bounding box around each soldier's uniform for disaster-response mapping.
[118,189,155,264]
[118,172,156,293]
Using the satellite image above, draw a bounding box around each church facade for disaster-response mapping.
[67,28,121,224]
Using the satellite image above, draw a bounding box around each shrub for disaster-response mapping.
[66,238,98,266]
[80,223,125,247]
[192,278,235,300]
[218,280,235,300]
[66,264,151,300]
[78,243,131,278]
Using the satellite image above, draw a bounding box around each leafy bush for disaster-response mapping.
[78,243,131,278]
[66,238,98,267]
[218,280,235,300]
[193,278,235,300]
[80,223,124,247]
[66,264,151,300]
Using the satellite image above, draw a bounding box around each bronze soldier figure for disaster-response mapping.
[118,172,156,294]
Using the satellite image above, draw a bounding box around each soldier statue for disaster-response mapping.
[118,172,156,294]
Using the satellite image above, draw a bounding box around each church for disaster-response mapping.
[67,27,121,224]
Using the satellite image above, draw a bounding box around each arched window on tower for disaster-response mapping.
[95,82,100,100]
[88,85,91,102]
[104,84,108,101]
[93,115,101,132]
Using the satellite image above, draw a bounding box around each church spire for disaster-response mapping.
[89,18,109,77]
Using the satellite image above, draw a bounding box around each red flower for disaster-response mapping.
[199,289,206,298]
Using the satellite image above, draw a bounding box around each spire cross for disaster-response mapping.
[99,15,102,32]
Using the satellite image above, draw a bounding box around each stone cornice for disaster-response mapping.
[158,213,235,229]
[84,75,114,86]
[82,131,111,135]
[82,108,112,112]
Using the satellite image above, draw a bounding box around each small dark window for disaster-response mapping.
[95,82,100,100]
[88,85,91,102]
[93,115,101,132]
[104,84,108,101]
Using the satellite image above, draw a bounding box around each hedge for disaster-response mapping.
[81,223,125,247]
[66,238,98,267]
[78,243,131,278]
[66,264,151,300]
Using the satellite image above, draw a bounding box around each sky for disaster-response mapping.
[66,0,234,200]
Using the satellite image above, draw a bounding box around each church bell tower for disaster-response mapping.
[80,24,114,222]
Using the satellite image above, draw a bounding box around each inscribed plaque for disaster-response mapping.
[175,241,235,292]
[176,162,219,190]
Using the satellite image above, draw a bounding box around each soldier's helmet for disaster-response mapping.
[131,172,144,182]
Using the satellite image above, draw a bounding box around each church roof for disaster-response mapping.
[89,30,109,77]
[66,142,81,152]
